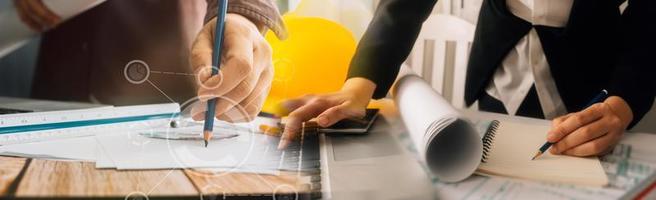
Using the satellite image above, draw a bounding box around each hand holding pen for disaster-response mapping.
[533,90,634,159]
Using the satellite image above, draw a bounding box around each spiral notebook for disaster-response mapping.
[476,120,609,186]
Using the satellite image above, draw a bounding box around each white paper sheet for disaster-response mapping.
[95,124,288,170]
[392,74,483,182]
[434,133,656,200]
[0,111,286,175]
[95,144,114,168]
[0,136,97,161]
[430,111,656,199]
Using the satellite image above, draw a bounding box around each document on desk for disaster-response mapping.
[0,124,290,174]
[0,103,178,145]
[433,133,656,199]
[476,120,608,186]
[0,102,298,174]
[0,136,97,161]
[0,103,177,161]
[94,122,304,172]
[392,74,607,185]
[93,125,282,174]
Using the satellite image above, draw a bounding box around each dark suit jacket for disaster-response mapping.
[347,0,655,127]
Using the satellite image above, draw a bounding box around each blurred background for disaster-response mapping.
[0,0,484,98]
[2,0,652,132]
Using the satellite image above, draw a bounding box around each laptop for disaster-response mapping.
[318,116,436,199]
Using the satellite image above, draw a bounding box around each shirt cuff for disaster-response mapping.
[205,0,288,39]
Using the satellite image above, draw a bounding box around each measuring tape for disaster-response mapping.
[0,103,179,145]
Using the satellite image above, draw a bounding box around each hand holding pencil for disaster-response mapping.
[189,0,275,146]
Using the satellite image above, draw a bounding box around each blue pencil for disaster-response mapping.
[203,0,228,147]
[531,89,609,160]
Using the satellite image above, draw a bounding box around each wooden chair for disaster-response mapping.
[406,14,475,109]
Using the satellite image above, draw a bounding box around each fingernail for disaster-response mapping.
[550,147,559,154]
[546,130,558,141]
[278,139,290,150]
[317,116,328,127]
[546,133,555,141]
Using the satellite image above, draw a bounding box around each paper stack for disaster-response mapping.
[0,103,313,174]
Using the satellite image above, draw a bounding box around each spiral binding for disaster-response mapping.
[481,120,500,163]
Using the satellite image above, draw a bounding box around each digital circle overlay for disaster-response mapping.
[124,60,151,84]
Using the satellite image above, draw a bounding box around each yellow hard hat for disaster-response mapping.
[262,15,356,116]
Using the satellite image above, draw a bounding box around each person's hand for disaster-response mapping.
[547,96,633,156]
[190,14,274,123]
[278,78,377,149]
[13,0,61,32]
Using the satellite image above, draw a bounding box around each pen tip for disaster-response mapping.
[531,152,542,160]
[203,130,212,148]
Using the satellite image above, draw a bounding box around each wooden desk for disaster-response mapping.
[0,100,402,199]
[0,156,311,199]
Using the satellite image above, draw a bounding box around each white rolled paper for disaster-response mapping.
[393,74,482,182]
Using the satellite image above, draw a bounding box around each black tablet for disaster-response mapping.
[320,109,379,134]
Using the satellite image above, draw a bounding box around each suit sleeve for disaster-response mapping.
[347,0,438,99]
[608,0,656,128]
[205,0,287,39]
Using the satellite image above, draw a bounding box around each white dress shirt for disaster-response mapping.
[484,0,573,119]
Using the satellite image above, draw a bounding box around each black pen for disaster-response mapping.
[531,89,609,160]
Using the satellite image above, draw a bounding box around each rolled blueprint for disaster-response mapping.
[393,74,482,182]
[0,0,105,58]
